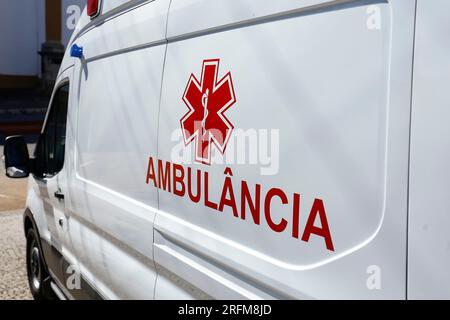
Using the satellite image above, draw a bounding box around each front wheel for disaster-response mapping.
[26,228,56,300]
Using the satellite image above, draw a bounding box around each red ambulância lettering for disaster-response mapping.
[146,156,334,252]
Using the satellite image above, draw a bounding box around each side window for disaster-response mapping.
[35,83,69,178]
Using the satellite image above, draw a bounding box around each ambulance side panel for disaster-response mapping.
[408,0,450,299]
[155,0,415,299]
[64,0,171,299]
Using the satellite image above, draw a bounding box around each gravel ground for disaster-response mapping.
[0,144,34,300]
[0,210,32,300]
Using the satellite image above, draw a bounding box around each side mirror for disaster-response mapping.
[4,136,30,178]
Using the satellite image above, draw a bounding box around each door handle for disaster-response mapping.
[54,190,65,200]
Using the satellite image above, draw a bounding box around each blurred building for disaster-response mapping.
[0,0,84,89]
[0,0,84,142]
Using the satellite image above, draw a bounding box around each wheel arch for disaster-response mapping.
[23,208,50,275]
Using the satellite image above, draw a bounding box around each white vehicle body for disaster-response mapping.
[17,0,450,299]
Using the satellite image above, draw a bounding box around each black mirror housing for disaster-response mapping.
[4,135,30,178]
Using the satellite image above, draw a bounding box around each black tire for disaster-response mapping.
[26,228,56,300]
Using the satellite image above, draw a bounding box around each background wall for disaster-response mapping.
[0,0,45,77]
[0,0,84,87]
[0,0,86,142]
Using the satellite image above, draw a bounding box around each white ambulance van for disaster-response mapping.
[3,0,450,299]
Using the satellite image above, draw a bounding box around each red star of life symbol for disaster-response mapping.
[181,59,236,165]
